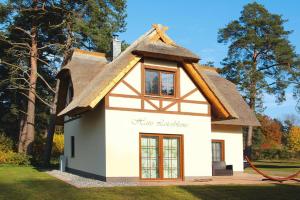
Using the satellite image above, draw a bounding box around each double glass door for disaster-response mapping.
[140,134,183,180]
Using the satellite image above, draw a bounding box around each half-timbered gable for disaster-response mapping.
[106,58,210,116]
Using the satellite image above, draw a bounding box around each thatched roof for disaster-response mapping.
[133,40,199,62]
[57,27,156,116]
[56,24,259,127]
[56,49,107,124]
[196,66,260,126]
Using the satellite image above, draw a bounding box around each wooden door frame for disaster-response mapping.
[139,133,184,181]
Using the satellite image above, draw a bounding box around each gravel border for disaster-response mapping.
[46,170,290,188]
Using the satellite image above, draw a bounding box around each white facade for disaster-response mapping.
[211,124,244,172]
[64,102,106,177]
[105,110,212,178]
[63,58,245,181]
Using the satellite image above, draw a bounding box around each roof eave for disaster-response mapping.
[132,50,200,63]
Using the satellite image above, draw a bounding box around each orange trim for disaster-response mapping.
[245,156,300,182]
[183,62,230,118]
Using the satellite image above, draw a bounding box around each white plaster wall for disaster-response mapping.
[109,96,141,109]
[211,125,244,172]
[111,62,142,94]
[105,109,212,178]
[64,101,106,176]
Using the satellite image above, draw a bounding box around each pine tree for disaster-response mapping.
[0,0,127,159]
[43,0,127,166]
[218,2,295,157]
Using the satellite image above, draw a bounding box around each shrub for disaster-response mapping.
[52,133,64,157]
[0,133,31,165]
[0,133,14,152]
[0,151,31,165]
[251,147,297,160]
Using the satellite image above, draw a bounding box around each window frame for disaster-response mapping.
[143,65,178,98]
[212,139,225,162]
[139,133,184,181]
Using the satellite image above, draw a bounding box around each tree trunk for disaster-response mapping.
[18,114,27,153]
[245,51,258,158]
[245,96,255,157]
[43,17,73,167]
[43,80,60,167]
[23,25,38,154]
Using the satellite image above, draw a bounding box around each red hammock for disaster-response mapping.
[245,156,300,183]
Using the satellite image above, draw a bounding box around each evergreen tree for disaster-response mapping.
[218,2,295,157]
[0,0,127,160]
[43,0,127,166]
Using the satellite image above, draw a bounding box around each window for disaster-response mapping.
[145,69,175,97]
[140,134,182,180]
[66,82,74,106]
[212,140,224,162]
[71,136,75,158]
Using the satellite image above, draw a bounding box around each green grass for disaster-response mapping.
[0,166,300,200]
[245,160,300,176]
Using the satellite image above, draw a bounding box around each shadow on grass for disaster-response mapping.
[179,184,300,200]
[1,177,300,200]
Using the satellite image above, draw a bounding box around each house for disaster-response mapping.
[56,24,260,182]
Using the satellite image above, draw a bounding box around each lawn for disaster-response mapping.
[0,165,300,200]
[245,160,300,176]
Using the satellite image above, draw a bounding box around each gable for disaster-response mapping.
[107,58,210,116]
[58,24,236,121]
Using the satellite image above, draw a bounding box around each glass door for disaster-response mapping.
[212,140,225,162]
[163,137,180,179]
[140,134,182,180]
[140,136,159,179]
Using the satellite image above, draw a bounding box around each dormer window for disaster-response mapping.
[66,82,73,106]
[145,68,176,97]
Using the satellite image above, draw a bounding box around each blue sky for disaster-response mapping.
[119,0,300,120]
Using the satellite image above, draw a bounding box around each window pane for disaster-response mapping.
[145,70,159,95]
[212,142,222,162]
[141,136,159,179]
[161,72,174,96]
[163,138,180,178]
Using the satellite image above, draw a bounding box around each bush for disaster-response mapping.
[52,133,64,158]
[0,133,31,165]
[0,133,14,152]
[252,147,298,160]
[0,151,31,165]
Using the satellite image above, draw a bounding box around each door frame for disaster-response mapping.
[139,133,184,181]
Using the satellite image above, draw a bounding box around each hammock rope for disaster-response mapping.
[245,156,300,183]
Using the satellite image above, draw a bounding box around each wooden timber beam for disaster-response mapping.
[183,62,230,118]
[151,24,175,45]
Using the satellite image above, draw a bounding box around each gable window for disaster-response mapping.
[145,69,175,97]
[212,140,224,162]
[66,82,74,106]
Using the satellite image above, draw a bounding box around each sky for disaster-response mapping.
[119,0,300,121]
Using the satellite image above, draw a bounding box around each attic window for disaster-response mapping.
[66,82,73,106]
[145,69,175,97]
